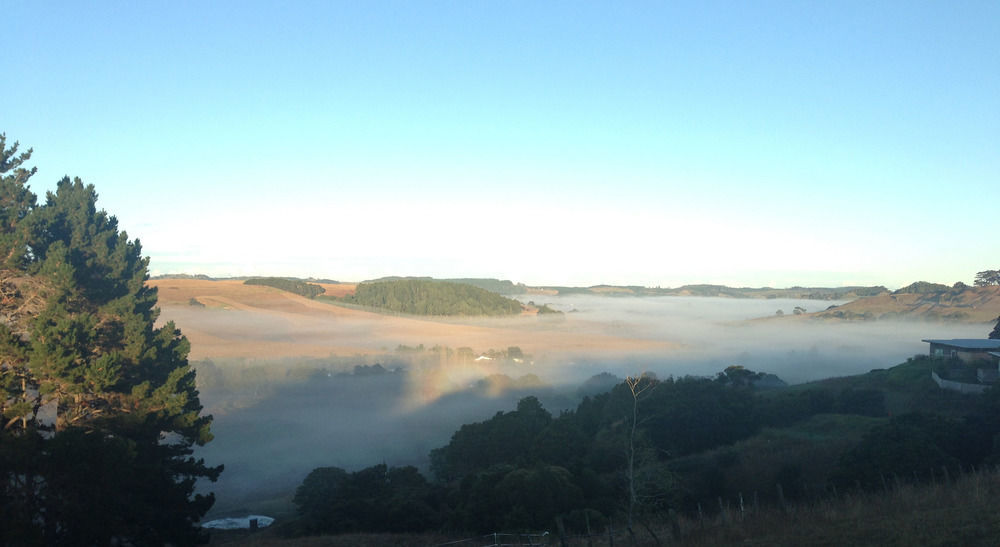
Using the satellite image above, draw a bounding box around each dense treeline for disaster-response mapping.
[0,135,219,544]
[290,356,1000,538]
[244,277,325,298]
[338,279,523,316]
[364,277,527,295]
[290,368,860,535]
[445,278,527,295]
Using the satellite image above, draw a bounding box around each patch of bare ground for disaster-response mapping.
[589,286,635,295]
[315,282,355,298]
[525,287,558,296]
[148,279,676,361]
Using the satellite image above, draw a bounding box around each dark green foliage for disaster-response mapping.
[0,135,37,270]
[990,315,1000,339]
[343,279,523,316]
[423,378,761,532]
[640,376,761,456]
[430,396,553,482]
[293,464,441,535]
[975,269,1000,287]
[449,464,586,532]
[493,465,583,529]
[0,137,220,545]
[292,357,1000,537]
[363,277,526,295]
[245,276,325,298]
[892,281,951,294]
[834,388,885,416]
[444,278,527,294]
[830,413,975,490]
[535,303,562,314]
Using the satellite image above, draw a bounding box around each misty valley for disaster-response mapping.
[186,291,995,543]
[7,1,1000,543]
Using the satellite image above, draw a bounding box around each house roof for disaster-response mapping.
[990,352,1000,359]
[923,339,1000,350]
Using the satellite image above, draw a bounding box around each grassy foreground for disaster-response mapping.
[209,464,1000,546]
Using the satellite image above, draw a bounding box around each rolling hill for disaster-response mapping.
[148,278,672,361]
[811,284,1000,322]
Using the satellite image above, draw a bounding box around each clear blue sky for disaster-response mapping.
[5,1,998,288]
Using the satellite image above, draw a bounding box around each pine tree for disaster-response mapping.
[0,135,221,545]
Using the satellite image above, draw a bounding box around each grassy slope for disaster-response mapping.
[814,285,1000,323]
[209,468,1000,546]
[789,355,982,417]
[673,466,1000,547]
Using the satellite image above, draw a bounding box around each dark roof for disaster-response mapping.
[990,352,1000,359]
[923,339,1000,350]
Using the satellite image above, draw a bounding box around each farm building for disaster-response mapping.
[922,339,1000,363]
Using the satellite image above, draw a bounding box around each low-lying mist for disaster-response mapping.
[193,295,989,517]
[526,295,986,384]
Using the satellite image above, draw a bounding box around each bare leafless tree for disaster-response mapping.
[624,374,655,534]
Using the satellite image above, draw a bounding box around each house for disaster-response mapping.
[922,339,1000,363]
[924,339,1000,392]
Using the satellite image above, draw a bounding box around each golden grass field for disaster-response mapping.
[149,279,675,361]
[814,286,1000,322]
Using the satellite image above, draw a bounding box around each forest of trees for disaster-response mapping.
[337,279,524,316]
[244,277,326,298]
[975,269,1000,287]
[0,135,221,544]
[290,353,1000,538]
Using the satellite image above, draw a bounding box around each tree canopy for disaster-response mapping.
[340,278,524,316]
[974,269,1000,287]
[245,276,325,298]
[0,134,221,545]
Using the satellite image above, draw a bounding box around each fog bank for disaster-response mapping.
[195,295,989,517]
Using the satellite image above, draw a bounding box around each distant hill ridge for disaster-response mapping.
[151,274,895,299]
[153,274,1000,323]
[335,278,525,316]
[813,283,1000,322]
[535,283,889,300]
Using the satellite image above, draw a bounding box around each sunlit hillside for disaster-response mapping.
[148,278,675,361]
